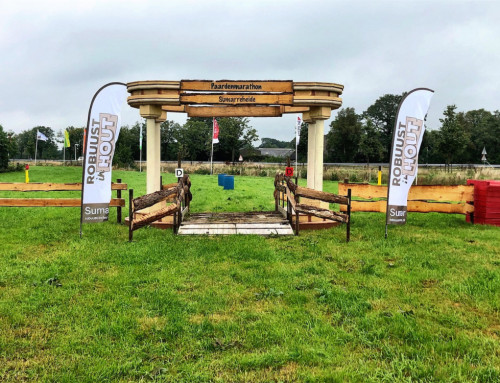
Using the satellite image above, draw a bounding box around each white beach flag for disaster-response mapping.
[386,88,434,227]
[81,82,128,226]
[296,116,302,144]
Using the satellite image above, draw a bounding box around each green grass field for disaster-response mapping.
[1,166,499,382]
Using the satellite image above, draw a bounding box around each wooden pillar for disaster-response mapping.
[303,107,331,192]
[307,120,317,190]
[139,105,163,194]
[146,118,160,194]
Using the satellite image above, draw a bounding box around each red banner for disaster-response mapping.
[213,118,219,143]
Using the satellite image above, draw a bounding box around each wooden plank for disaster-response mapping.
[283,106,310,114]
[186,105,283,117]
[132,203,178,230]
[278,205,287,218]
[339,183,474,202]
[180,80,293,93]
[180,93,293,106]
[0,198,124,207]
[161,105,187,113]
[293,185,348,205]
[181,206,189,219]
[0,182,82,191]
[409,201,474,214]
[410,185,474,201]
[236,228,293,235]
[338,183,385,199]
[0,182,126,191]
[340,200,473,214]
[161,183,178,190]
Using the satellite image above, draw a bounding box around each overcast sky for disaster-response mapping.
[1,0,499,144]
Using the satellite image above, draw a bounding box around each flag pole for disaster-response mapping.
[139,123,142,172]
[210,117,214,175]
[35,133,39,165]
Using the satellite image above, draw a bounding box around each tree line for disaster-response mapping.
[325,94,500,165]
[1,93,499,171]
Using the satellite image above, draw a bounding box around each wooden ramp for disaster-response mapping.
[178,211,294,236]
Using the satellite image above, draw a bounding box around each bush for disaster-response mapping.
[193,167,211,175]
[0,162,24,173]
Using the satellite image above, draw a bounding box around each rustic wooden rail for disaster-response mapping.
[274,173,351,241]
[0,180,127,223]
[128,175,192,241]
[337,183,474,216]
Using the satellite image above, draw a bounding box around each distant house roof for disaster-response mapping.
[258,148,295,158]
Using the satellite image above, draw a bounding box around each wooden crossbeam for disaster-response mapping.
[0,198,125,207]
[295,203,349,223]
[338,183,474,202]
[0,182,127,191]
[339,200,474,214]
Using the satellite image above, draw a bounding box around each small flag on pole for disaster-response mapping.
[139,125,143,150]
[296,116,302,144]
[213,118,219,143]
[37,130,48,141]
[64,130,70,147]
[83,128,87,154]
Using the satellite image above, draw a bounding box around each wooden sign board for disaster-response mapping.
[180,93,293,106]
[181,80,293,93]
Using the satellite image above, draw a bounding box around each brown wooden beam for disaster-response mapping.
[0,198,124,207]
[186,106,283,117]
[180,93,293,106]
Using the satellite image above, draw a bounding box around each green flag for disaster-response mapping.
[64,130,70,148]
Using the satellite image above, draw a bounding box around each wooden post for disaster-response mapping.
[275,183,279,212]
[172,211,176,234]
[295,207,299,236]
[347,188,351,243]
[177,152,182,182]
[117,179,122,223]
[129,189,134,242]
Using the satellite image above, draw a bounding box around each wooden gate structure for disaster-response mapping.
[274,174,352,241]
[128,175,192,241]
[125,79,345,237]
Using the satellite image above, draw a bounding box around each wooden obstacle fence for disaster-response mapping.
[128,175,192,241]
[0,179,127,223]
[338,182,474,217]
[274,173,351,241]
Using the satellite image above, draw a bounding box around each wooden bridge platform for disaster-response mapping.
[177,211,294,236]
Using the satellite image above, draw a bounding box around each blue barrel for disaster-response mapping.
[218,173,226,186]
[223,175,234,190]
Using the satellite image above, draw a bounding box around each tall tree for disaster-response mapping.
[294,122,308,163]
[177,119,212,163]
[15,127,58,160]
[356,118,384,164]
[458,109,499,164]
[160,120,181,161]
[259,138,293,148]
[437,105,469,165]
[177,117,258,163]
[363,93,403,162]
[0,125,9,169]
[326,107,362,162]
